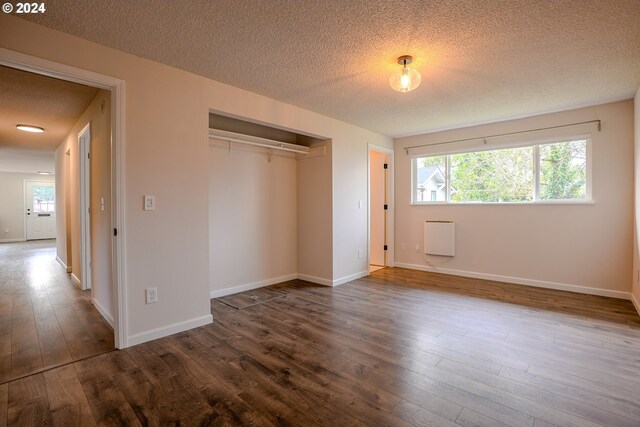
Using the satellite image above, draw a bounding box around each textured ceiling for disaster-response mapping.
[19,0,640,137]
[0,65,98,152]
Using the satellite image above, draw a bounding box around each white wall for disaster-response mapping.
[0,15,392,344]
[209,139,297,296]
[395,100,634,298]
[55,90,113,324]
[0,171,54,242]
[633,87,640,312]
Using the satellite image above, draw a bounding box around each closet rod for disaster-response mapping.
[208,133,310,155]
[403,119,601,154]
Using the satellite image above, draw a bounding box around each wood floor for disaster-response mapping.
[0,240,114,385]
[2,267,640,426]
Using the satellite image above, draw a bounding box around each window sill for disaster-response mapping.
[411,200,595,206]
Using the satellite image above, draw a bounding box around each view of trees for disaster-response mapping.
[450,147,533,202]
[416,139,587,203]
[539,140,586,200]
[32,185,55,212]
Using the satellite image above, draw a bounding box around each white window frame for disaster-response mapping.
[411,135,592,205]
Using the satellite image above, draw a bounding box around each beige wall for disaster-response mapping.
[298,141,333,282]
[394,100,634,298]
[55,90,113,323]
[0,171,54,242]
[633,87,640,312]
[1,15,391,344]
[209,139,297,295]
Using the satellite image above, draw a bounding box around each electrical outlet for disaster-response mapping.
[358,249,363,259]
[415,244,420,253]
[145,287,158,304]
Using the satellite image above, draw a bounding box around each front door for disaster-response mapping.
[25,181,56,240]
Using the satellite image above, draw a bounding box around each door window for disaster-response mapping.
[32,185,55,212]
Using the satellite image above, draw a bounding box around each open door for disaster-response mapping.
[79,123,92,290]
[369,147,392,272]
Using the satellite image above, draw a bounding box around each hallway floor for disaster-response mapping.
[0,240,114,384]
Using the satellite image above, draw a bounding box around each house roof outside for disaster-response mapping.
[417,165,445,186]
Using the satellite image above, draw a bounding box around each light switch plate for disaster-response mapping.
[144,195,156,211]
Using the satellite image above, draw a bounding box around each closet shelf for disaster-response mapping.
[209,129,311,155]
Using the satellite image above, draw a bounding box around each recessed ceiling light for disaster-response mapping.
[16,124,45,133]
[37,171,51,175]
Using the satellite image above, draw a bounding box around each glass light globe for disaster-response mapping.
[389,65,421,92]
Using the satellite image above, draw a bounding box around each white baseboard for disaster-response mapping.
[631,292,640,316]
[210,273,298,298]
[70,273,81,286]
[127,314,213,347]
[332,270,369,286]
[92,297,114,327]
[395,262,631,300]
[209,270,370,298]
[296,274,333,287]
[0,238,26,243]
[55,256,72,273]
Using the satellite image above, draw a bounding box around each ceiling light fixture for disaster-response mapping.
[389,55,421,93]
[16,124,45,133]
[37,171,51,175]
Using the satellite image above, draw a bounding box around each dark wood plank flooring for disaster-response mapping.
[1,267,640,426]
[0,240,114,384]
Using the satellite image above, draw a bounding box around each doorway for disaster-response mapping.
[24,180,56,240]
[368,145,394,272]
[0,47,127,349]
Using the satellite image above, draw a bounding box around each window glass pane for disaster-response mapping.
[415,156,446,202]
[539,140,586,200]
[450,147,533,203]
[32,185,55,213]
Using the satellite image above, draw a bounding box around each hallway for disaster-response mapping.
[0,240,114,384]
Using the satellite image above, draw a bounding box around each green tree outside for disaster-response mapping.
[415,140,586,203]
[539,141,586,200]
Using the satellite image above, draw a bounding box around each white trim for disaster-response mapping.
[0,238,26,243]
[127,314,213,347]
[71,273,81,287]
[394,262,631,300]
[297,274,333,287]
[210,271,371,296]
[0,47,128,350]
[210,273,298,298]
[631,292,640,316]
[332,270,370,287]
[92,297,114,327]
[55,256,72,273]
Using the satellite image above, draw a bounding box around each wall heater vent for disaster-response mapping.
[424,221,455,256]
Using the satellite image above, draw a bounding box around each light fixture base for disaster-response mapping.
[397,55,413,65]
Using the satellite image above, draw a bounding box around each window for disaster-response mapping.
[414,155,446,203]
[412,138,589,204]
[32,185,55,212]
